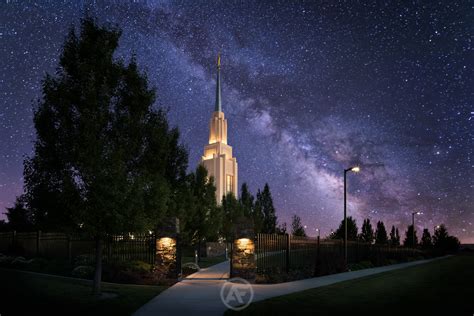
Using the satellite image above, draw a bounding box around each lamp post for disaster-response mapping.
[411,211,422,249]
[344,166,360,268]
[315,228,321,239]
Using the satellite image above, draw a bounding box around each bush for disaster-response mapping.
[71,265,94,279]
[74,254,95,266]
[11,256,29,268]
[26,258,49,271]
[0,254,14,267]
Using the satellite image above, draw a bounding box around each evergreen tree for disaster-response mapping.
[252,189,264,233]
[389,225,400,246]
[403,225,418,247]
[360,218,374,243]
[375,221,388,244]
[260,183,277,234]
[186,165,219,259]
[291,214,306,237]
[221,192,244,240]
[421,228,432,249]
[4,196,34,231]
[276,222,287,234]
[23,18,188,295]
[0,220,8,232]
[433,224,460,253]
[239,183,254,218]
[332,216,358,241]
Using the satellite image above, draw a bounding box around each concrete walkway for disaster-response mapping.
[133,256,448,316]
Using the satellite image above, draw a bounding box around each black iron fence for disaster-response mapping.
[256,233,424,277]
[0,231,156,265]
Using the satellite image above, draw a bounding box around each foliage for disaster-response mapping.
[389,225,400,246]
[375,221,388,244]
[276,222,287,234]
[433,224,460,253]
[259,183,277,234]
[239,183,254,218]
[184,165,219,248]
[360,218,374,243]
[4,196,34,231]
[421,228,432,249]
[221,192,244,240]
[332,216,358,241]
[291,214,306,237]
[403,225,418,247]
[0,220,9,232]
[22,17,188,294]
[71,265,95,279]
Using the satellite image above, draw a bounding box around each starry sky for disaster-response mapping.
[0,0,472,242]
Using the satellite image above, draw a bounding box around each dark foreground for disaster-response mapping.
[228,254,474,316]
[0,268,166,316]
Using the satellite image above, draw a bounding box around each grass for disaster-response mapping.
[0,268,166,316]
[227,254,474,316]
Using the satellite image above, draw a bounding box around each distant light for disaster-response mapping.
[351,166,360,173]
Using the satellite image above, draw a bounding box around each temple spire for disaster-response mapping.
[215,53,222,112]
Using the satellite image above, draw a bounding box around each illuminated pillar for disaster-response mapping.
[155,217,181,279]
[231,219,255,281]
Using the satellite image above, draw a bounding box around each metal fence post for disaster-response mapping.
[36,230,41,256]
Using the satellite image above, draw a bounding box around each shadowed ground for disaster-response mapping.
[227,254,474,316]
[0,268,166,316]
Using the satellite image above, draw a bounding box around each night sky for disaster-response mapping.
[0,1,472,242]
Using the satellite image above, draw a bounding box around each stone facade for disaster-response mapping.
[154,217,181,279]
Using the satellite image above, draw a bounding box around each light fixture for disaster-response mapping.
[351,166,360,173]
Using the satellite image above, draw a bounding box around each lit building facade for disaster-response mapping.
[201,54,238,204]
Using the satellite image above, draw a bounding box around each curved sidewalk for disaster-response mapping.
[133,256,448,316]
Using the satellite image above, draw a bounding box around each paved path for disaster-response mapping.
[133,256,448,316]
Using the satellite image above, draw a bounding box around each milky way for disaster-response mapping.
[0,1,472,242]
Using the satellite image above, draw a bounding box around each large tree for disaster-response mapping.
[421,228,432,249]
[403,225,418,247]
[291,214,306,237]
[252,189,265,233]
[433,224,460,253]
[389,225,400,246]
[332,216,358,241]
[23,18,187,295]
[185,165,219,259]
[4,196,34,231]
[239,183,254,219]
[360,218,374,243]
[375,221,388,245]
[260,183,277,234]
[221,192,244,240]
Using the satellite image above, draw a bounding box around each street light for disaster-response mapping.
[411,211,422,249]
[343,166,360,268]
[315,228,321,239]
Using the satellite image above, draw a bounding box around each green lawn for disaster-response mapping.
[228,254,474,316]
[0,268,166,316]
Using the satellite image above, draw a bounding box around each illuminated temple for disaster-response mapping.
[201,54,238,203]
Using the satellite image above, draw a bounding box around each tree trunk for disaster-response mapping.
[197,236,201,262]
[93,237,103,296]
